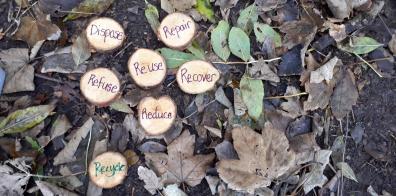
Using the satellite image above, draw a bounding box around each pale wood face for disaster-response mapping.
[128,49,167,88]
[86,17,125,51]
[158,13,196,49]
[138,96,177,135]
[176,60,220,94]
[80,68,120,106]
[88,152,127,189]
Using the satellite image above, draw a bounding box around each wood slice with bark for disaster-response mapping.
[157,13,196,50]
[138,96,177,135]
[128,49,167,88]
[80,68,120,106]
[85,17,125,52]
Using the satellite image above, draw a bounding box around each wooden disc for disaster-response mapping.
[158,13,196,50]
[80,68,120,106]
[86,17,125,51]
[88,151,127,189]
[176,60,220,94]
[128,49,167,88]
[138,96,177,135]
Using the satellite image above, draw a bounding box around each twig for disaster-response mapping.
[85,125,93,175]
[212,57,281,65]
[378,15,393,36]
[346,57,392,67]
[354,53,383,78]
[264,92,308,100]
[58,10,96,15]
[183,99,216,119]
[29,171,85,179]
[114,41,134,58]
[34,73,63,83]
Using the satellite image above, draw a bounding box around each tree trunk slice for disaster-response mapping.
[86,17,125,52]
[158,13,197,50]
[138,96,177,135]
[88,151,127,189]
[80,68,120,106]
[176,60,220,94]
[128,49,167,88]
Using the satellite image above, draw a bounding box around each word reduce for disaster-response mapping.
[94,162,126,177]
[141,107,172,119]
[90,24,124,43]
[87,74,119,93]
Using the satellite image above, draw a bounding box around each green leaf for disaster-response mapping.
[0,104,55,136]
[253,22,282,47]
[157,48,199,69]
[65,0,115,21]
[339,37,382,55]
[110,99,133,114]
[229,27,251,62]
[336,162,358,183]
[211,20,231,61]
[187,41,206,60]
[240,74,264,120]
[236,4,258,34]
[145,1,160,33]
[25,136,44,154]
[195,0,216,23]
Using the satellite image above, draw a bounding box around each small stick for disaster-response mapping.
[346,57,392,67]
[114,41,134,58]
[34,73,63,83]
[264,92,308,100]
[354,53,383,78]
[58,10,96,15]
[212,57,281,65]
[183,99,216,119]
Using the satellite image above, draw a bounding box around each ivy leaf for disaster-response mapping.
[145,1,160,33]
[0,104,56,136]
[253,22,282,47]
[336,162,358,183]
[338,36,382,55]
[236,4,258,34]
[211,20,231,61]
[65,0,115,21]
[157,48,199,69]
[195,0,215,23]
[240,74,264,120]
[229,27,251,62]
[187,41,205,60]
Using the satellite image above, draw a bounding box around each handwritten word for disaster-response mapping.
[94,162,125,177]
[133,62,164,76]
[90,24,124,43]
[87,74,119,93]
[163,21,193,39]
[180,68,217,83]
[141,107,172,119]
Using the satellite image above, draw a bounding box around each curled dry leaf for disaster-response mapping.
[217,122,296,193]
[145,130,215,187]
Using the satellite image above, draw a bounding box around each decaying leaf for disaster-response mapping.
[138,166,163,194]
[339,36,382,55]
[236,4,258,34]
[0,157,32,195]
[240,74,264,120]
[310,57,339,84]
[41,46,87,74]
[256,0,286,12]
[50,115,72,140]
[66,0,115,20]
[163,184,187,196]
[303,82,334,111]
[253,23,282,47]
[217,123,296,193]
[71,35,91,66]
[123,114,146,144]
[110,98,134,114]
[145,131,215,187]
[302,150,332,193]
[279,20,317,50]
[0,104,55,136]
[36,181,78,196]
[145,1,160,33]
[211,20,231,62]
[229,27,251,62]
[53,118,94,165]
[280,86,305,118]
[196,0,215,23]
[330,69,358,120]
[336,162,358,183]
[248,58,280,82]
[168,0,196,11]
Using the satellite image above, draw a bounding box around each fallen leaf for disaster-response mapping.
[145,1,160,33]
[15,0,29,8]
[157,48,198,69]
[36,181,78,196]
[279,20,317,50]
[205,175,220,195]
[0,104,55,136]
[326,0,370,19]
[253,23,282,47]
[186,41,205,60]
[330,69,358,120]
[240,74,264,120]
[0,48,35,94]
[53,118,94,165]
[211,20,231,61]
[218,123,296,193]
[163,184,187,196]
[195,0,215,23]
[169,0,196,11]
[325,22,347,42]
[256,0,286,12]
[214,0,238,20]
[71,35,91,66]
[0,157,32,195]
[50,115,72,140]
[248,58,280,82]
[351,123,364,144]
[204,125,222,138]
[59,166,83,190]
[302,150,332,193]
[123,114,146,144]
[229,27,251,62]
[65,0,115,20]
[215,87,232,109]
[86,139,107,196]
[38,0,82,17]
[336,162,358,183]
[145,130,215,186]
[233,88,247,116]
[41,47,87,74]
[109,123,129,152]
[339,36,382,55]
[139,141,166,153]
[110,98,133,114]
[303,82,334,111]
[124,149,139,166]
[389,34,396,55]
[138,166,163,194]
[215,140,238,160]
[13,16,61,47]
[277,44,304,76]
[280,86,305,118]
[310,57,339,84]
[236,4,258,34]
[161,0,175,13]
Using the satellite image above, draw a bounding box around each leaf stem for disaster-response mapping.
[264,92,308,100]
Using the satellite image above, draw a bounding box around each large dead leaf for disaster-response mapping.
[279,20,317,50]
[310,57,339,84]
[36,181,78,196]
[0,48,34,93]
[0,157,32,195]
[330,69,358,120]
[13,16,61,47]
[145,130,215,187]
[279,86,305,118]
[138,166,163,194]
[248,58,280,82]
[217,122,296,193]
[303,82,334,111]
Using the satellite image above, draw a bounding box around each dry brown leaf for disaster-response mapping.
[279,86,305,118]
[217,122,296,193]
[145,130,215,187]
[389,34,396,55]
[13,16,61,47]
[303,82,334,111]
[330,69,358,120]
[248,59,280,83]
[169,0,196,11]
[279,20,317,50]
[325,22,347,42]
[36,181,78,196]
[256,0,286,12]
[310,57,339,84]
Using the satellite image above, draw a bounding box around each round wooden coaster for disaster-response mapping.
[158,13,196,50]
[80,68,120,106]
[86,17,125,52]
[128,49,167,88]
[176,60,220,94]
[138,96,177,135]
[88,151,127,189]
